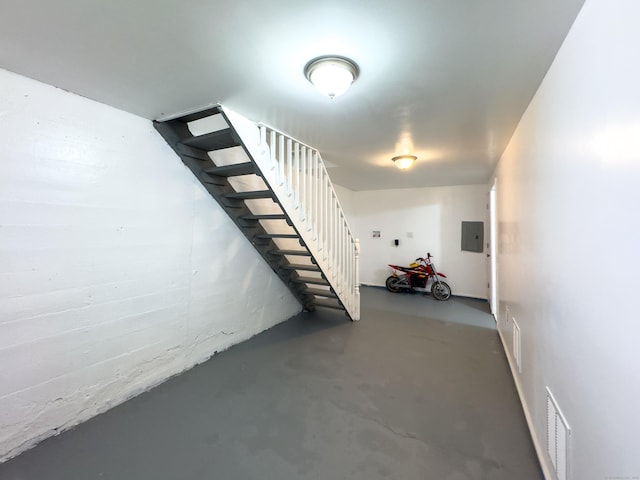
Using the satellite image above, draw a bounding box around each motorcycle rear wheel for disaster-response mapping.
[431,281,452,301]
[385,276,403,293]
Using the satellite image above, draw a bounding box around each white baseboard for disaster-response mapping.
[360,283,487,301]
[497,327,553,480]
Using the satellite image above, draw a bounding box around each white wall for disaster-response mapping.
[333,183,356,220]
[338,184,488,299]
[494,0,640,478]
[0,69,301,462]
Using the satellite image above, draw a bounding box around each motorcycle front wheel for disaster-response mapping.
[431,281,452,301]
[385,276,403,293]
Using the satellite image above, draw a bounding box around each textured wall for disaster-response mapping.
[494,0,640,478]
[0,69,301,461]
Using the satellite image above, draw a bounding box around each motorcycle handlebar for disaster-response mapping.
[407,254,433,265]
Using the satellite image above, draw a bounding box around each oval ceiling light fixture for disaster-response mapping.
[304,55,359,99]
[392,154,417,170]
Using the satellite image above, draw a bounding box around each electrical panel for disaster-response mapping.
[461,221,484,253]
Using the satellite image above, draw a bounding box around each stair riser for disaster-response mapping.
[203,162,257,177]
[176,143,212,159]
[180,128,240,151]
[280,266,320,272]
[202,177,227,187]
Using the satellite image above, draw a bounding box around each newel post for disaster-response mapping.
[354,238,361,321]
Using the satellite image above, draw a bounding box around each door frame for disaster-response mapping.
[488,180,498,318]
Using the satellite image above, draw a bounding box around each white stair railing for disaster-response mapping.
[222,106,360,321]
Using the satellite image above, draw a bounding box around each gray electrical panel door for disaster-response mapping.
[461,221,484,253]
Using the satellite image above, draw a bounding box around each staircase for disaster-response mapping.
[154,105,360,321]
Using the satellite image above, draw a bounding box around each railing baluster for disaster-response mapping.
[338,204,343,286]
[331,191,337,276]
[278,134,285,187]
[314,153,319,241]
[345,223,348,295]
[260,125,266,147]
[234,113,359,320]
[308,148,313,225]
[307,148,314,232]
[270,129,277,181]
[345,221,348,291]
[293,142,300,207]
[321,171,326,257]
[337,198,341,280]
[300,146,306,220]
[331,204,342,284]
[308,150,312,222]
[336,197,340,281]
[316,157,322,250]
[324,168,328,257]
[349,239,353,311]
[328,186,333,268]
[286,138,293,196]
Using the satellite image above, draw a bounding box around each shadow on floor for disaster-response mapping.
[0,287,540,480]
[362,286,496,330]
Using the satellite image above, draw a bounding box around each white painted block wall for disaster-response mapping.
[0,69,301,461]
[335,184,488,299]
[494,0,640,478]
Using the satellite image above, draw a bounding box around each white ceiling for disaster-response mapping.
[0,0,584,191]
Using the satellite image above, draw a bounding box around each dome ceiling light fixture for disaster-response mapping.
[304,55,359,99]
[392,154,417,170]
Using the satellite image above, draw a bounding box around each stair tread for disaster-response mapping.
[269,249,311,256]
[181,128,240,151]
[240,214,287,221]
[203,162,257,177]
[255,233,299,239]
[292,276,329,285]
[223,190,273,200]
[280,264,320,271]
[304,288,337,298]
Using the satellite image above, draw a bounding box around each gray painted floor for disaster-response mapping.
[0,287,541,479]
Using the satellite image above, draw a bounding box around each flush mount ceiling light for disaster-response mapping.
[392,154,417,170]
[304,55,359,99]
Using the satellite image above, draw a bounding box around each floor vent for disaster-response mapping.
[546,387,570,480]
[512,317,521,372]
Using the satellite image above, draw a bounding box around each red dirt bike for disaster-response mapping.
[385,253,452,300]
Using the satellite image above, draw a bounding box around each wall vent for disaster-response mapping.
[546,388,570,480]
[512,317,521,372]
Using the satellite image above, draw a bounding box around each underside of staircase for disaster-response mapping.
[154,105,358,319]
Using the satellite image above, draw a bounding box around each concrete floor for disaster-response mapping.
[0,287,541,479]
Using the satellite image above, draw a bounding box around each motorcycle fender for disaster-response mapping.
[437,272,447,278]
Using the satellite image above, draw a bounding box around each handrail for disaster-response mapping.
[221,106,360,321]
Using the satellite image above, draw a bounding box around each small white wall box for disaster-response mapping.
[461,221,484,253]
